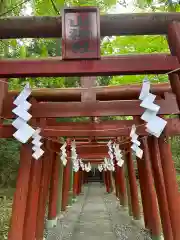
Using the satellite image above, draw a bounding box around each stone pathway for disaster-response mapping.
[46,183,151,240]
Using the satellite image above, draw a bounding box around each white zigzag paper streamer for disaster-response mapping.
[103,159,107,171]
[32,128,44,160]
[71,140,79,172]
[60,142,67,166]
[79,159,85,171]
[107,140,114,161]
[113,143,124,167]
[84,162,91,172]
[98,164,103,172]
[12,83,35,144]
[107,140,115,171]
[130,125,143,159]
[109,157,115,171]
[139,79,167,138]
[103,157,115,171]
[12,83,44,160]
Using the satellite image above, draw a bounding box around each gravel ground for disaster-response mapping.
[45,185,89,240]
[45,183,152,240]
[103,192,152,240]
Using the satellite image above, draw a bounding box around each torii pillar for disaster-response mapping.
[8,144,33,240]
[68,159,74,206]
[166,23,180,239]
[158,135,180,240]
[141,138,161,239]
[148,136,173,240]
[56,159,64,216]
[125,144,140,220]
[61,139,71,211]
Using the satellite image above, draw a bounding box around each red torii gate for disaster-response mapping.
[0,6,180,240]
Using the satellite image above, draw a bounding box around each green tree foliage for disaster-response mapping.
[34,0,117,15]
[101,35,169,85]
[134,0,180,11]
[171,136,180,170]
[0,139,20,187]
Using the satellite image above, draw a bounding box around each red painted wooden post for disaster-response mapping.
[168,22,180,62]
[62,7,100,60]
[36,140,54,240]
[85,171,88,184]
[107,171,111,192]
[102,171,106,191]
[104,171,110,193]
[117,165,127,206]
[76,171,80,195]
[73,171,79,197]
[78,169,83,194]
[168,74,180,108]
[35,118,53,239]
[141,138,161,239]
[158,136,180,240]
[76,170,81,195]
[23,154,43,240]
[0,78,8,121]
[103,171,107,192]
[8,144,32,240]
[125,148,140,220]
[47,152,60,225]
[148,136,173,240]
[136,156,149,229]
[86,172,89,184]
[61,139,71,211]
[167,27,180,238]
[107,171,111,193]
[81,170,85,185]
[83,171,88,184]
[114,165,119,198]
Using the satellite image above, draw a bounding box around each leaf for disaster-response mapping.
[9,39,17,48]
[19,45,27,58]
[40,45,48,57]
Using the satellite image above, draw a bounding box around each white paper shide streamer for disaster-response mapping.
[60,142,67,166]
[84,162,91,172]
[12,83,44,160]
[106,141,115,171]
[113,143,124,167]
[103,158,107,171]
[139,79,167,138]
[12,83,35,144]
[107,140,114,162]
[98,164,103,172]
[130,125,143,159]
[103,157,115,171]
[32,128,44,160]
[71,140,79,172]
[79,159,85,171]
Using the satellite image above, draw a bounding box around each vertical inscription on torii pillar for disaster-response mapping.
[62,7,100,59]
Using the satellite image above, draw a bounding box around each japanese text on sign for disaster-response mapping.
[68,15,94,53]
